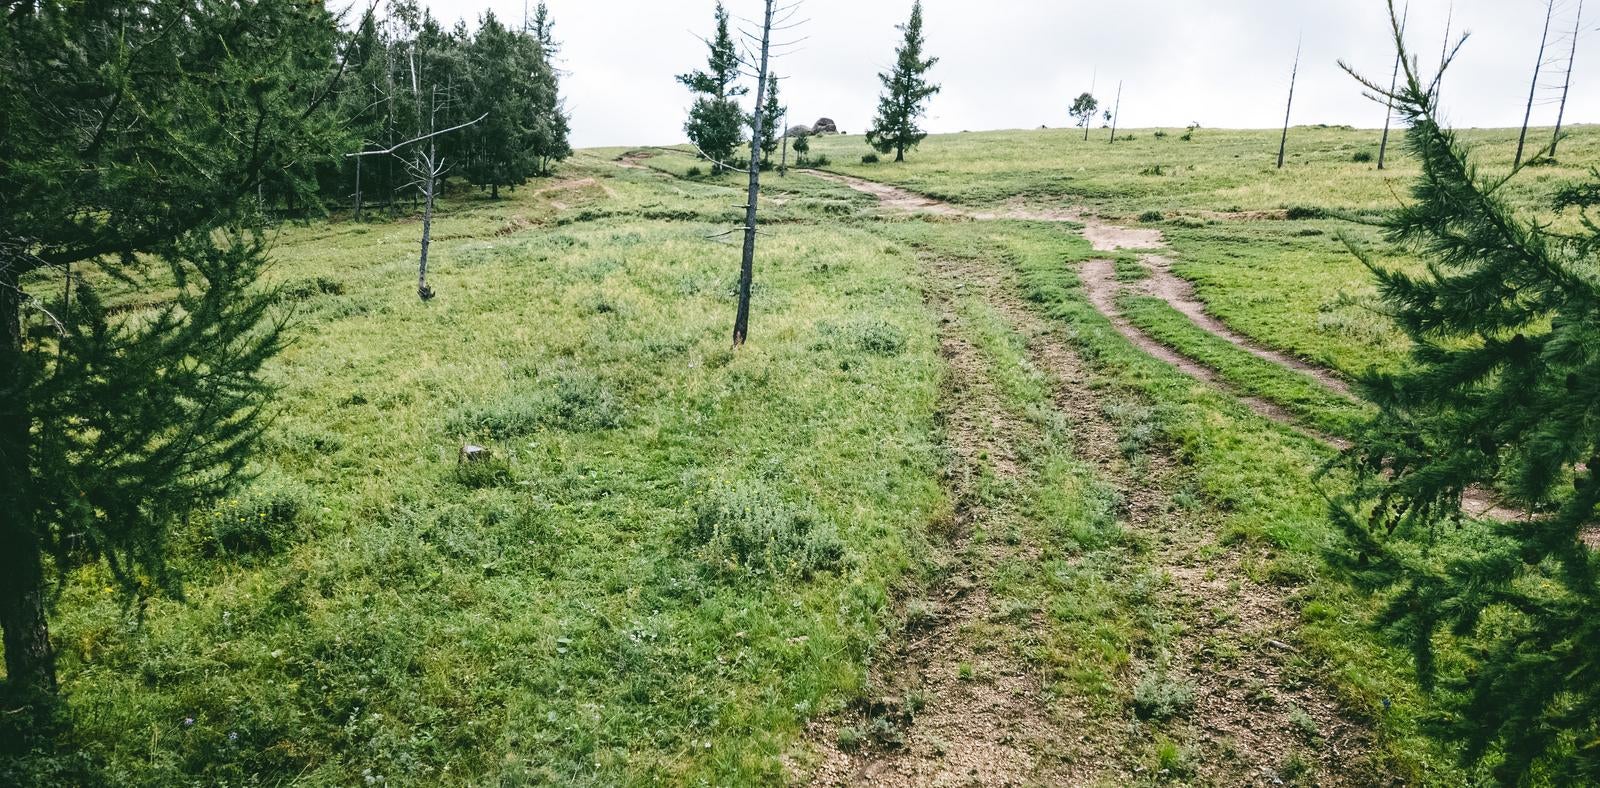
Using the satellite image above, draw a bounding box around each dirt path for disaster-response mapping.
[812,171,1532,524]
[807,262,1086,786]
[1133,255,1354,397]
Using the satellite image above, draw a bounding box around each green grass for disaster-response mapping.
[10,123,1567,784]
[809,125,1600,219]
[24,158,948,784]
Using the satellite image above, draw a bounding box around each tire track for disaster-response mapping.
[809,170,1528,524]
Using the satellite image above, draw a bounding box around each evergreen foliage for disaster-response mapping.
[759,73,786,167]
[867,1,940,163]
[1335,7,1600,781]
[0,0,339,699]
[678,2,748,174]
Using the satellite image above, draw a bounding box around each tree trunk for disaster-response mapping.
[732,0,775,348]
[491,182,499,200]
[0,269,55,695]
[1552,0,1583,156]
[354,153,364,222]
[418,146,437,301]
[1515,0,1556,168]
[780,113,789,177]
[1278,41,1301,169]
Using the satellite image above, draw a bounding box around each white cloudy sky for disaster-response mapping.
[417,0,1597,148]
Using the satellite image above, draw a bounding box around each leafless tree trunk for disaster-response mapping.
[416,141,438,300]
[780,111,789,177]
[1553,0,1584,156]
[1378,2,1410,170]
[354,151,364,221]
[1436,1,1453,106]
[1516,0,1557,168]
[1108,81,1122,144]
[1278,40,1301,169]
[733,0,777,347]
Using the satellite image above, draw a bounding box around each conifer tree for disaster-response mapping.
[0,0,340,699]
[867,1,940,162]
[1336,5,1600,780]
[678,1,747,174]
[518,17,571,176]
[758,73,785,167]
[465,11,531,197]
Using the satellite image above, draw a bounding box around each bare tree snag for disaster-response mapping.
[1516,0,1557,168]
[733,0,778,348]
[1108,81,1123,144]
[1379,2,1411,170]
[1278,39,1301,169]
[1553,0,1585,156]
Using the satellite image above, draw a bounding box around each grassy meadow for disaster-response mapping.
[7,123,1594,784]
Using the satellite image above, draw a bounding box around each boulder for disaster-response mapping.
[811,117,838,134]
[786,123,813,138]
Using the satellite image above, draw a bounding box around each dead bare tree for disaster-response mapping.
[733,0,778,346]
[1516,0,1558,168]
[1378,2,1411,170]
[346,104,487,301]
[1553,0,1585,156]
[1278,38,1301,169]
[1108,81,1123,144]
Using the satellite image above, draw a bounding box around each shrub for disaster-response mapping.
[686,166,703,178]
[448,370,624,438]
[860,153,880,164]
[814,318,908,356]
[1138,210,1164,223]
[810,154,831,168]
[1153,130,1169,139]
[203,480,312,557]
[1352,149,1374,163]
[691,480,846,579]
[1132,670,1195,721]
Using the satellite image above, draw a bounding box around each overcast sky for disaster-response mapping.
[418,0,1597,148]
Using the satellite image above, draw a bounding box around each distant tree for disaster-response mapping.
[866,1,941,163]
[792,130,812,164]
[1337,7,1600,780]
[1069,93,1099,140]
[758,73,786,166]
[465,11,532,198]
[0,0,342,699]
[679,1,747,174]
[518,25,572,176]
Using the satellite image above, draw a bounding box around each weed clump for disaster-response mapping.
[202,479,313,557]
[1285,205,1325,220]
[1132,669,1195,721]
[1351,149,1374,163]
[448,370,624,439]
[1139,210,1165,223]
[691,480,846,579]
[814,318,908,356]
[861,153,880,164]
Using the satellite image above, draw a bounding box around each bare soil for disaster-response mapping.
[804,178,1382,786]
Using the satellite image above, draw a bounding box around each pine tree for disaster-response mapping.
[465,11,531,198]
[518,18,571,177]
[867,1,940,163]
[758,73,785,167]
[0,0,339,700]
[678,1,747,174]
[1336,5,1600,780]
